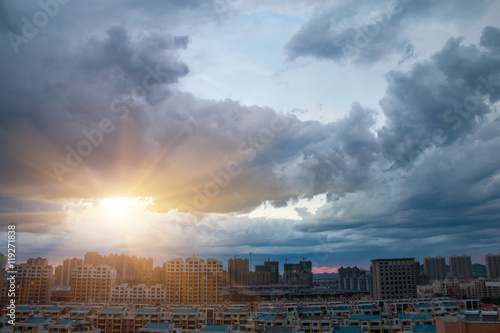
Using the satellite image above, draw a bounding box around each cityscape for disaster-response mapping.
[1,251,500,332]
[1,0,500,333]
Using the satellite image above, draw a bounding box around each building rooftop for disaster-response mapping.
[138,308,162,313]
[203,325,230,332]
[138,322,171,332]
[22,318,47,325]
[412,325,436,332]
[358,304,378,310]
[17,306,32,311]
[173,308,197,313]
[46,307,63,311]
[71,307,90,312]
[349,315,381,321]
[400,314,433,320]
[101,307,126,313]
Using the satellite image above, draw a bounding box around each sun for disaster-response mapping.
[99,197,154,220]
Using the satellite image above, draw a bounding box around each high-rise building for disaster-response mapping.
[485,253,500,279]
[371,258,416,300]
[228,257,249,285]
[0,253,6,307]
[61,258,83,285]
[283,260,313,286]
[83,252,153,283]
[449,254,473,280]
[338,266,365,290]
[84,252,101,266]
[414,260,430,285]
[54,265,63,286]
[70,264,116,302]
[241,271,271,285]
[424,256,447,281]
[255,260,279,285]
[153,266,166,284]
[164,256,223,305]
[103,253,153,283]
[10,257,53,304]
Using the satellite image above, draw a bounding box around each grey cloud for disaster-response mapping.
[285,0,492,64]
[480,26,500,52]
[378,33,500,165]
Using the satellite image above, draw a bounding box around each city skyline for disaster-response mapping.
[1,1,500,271]
[3,250,500,276]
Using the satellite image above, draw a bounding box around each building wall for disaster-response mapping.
[449,255,473,280]
[371,258,416,300]
[70,264,116,302]
[486,253,500,279]
[436,318,500,333]
[10,257,53,304]
[424,256,447,281]
[164,256,223,305]
[228,258,249,286]
[61,258,83,286]
[283,261,313,286]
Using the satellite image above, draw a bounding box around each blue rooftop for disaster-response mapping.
[400,314,433,320]
[224,308,246,313]
[71,307,90,312]
[138,308,161,313]
[257,315,275,321]
[298,307,321,313]
[349,315,381,321]
[25,318,47,324]
[415,304,431,308]
[441,303,457,307]
[59,319,82,326]
[204,325,229,332]
[173,308,197,313]
[261,308,282,313]
[358,305,377,310]
[47,307,63,311]
[412,325,436,332]
[17,306,32,311]
[334,327,362,333]
[102,307,125,313]
[138,322,171,332]
[332,306,350,311]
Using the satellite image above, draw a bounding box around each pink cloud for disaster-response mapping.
[313,266,340,274]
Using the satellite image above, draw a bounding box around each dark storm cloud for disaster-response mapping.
[285,0,491,64]
[480,26,500,52]
[378,29,500,164]
[286,27,500,259]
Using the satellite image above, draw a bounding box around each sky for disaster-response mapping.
[1,0,500,272]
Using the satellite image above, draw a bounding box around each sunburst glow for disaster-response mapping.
[100,197,154,219]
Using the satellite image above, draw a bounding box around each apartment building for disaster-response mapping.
[70,264,116,302]
[10,257,53,304]
[164,256,223,305]
[371,258,416,300]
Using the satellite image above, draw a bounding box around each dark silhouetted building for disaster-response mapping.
[485,253,500,279]
[256,260,279,285]
[283,260,313,286]
[424,256,447,281]
[449,255,473,280]
[228,257,249,285]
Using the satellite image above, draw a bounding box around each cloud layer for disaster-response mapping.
[0,1,499,266]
